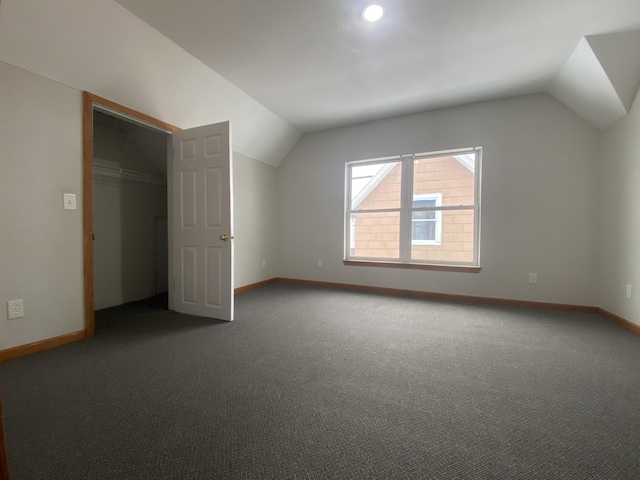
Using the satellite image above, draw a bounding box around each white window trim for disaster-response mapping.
[345,147,482,268]
[411,193,442,246]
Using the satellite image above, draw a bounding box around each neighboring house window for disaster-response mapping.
[345,147,481,268]
[412,194,442,245]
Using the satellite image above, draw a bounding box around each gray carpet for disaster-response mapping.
[1,283,639,479]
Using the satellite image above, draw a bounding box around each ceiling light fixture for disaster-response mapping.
[363,4,384,22]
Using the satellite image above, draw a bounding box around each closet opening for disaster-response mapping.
[83,93,180,336]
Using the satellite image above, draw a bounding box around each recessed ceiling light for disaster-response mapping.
[363,4,384,22]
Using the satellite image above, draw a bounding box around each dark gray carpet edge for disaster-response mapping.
[1,283,639,479]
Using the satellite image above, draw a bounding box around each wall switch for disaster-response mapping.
[63,193,77,210]
[317,259,323,268]
[8,299,24,320]
[528,273,538,285]
[626,284,632,299]
[261,259,266,268]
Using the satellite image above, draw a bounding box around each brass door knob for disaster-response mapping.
[220,234,233,241]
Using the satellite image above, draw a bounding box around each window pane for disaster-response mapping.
[411,209,474,262]
[351,161,401,210]
[412,218,436,241]
[413,210,436,220]
[349,212,400,259]
[413,154,475,207]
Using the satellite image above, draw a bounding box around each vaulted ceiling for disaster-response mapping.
[115,0,640,132]
[1,1,639,167]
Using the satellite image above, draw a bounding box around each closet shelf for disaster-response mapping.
[93,163,166,186]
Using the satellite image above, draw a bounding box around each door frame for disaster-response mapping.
[82,92,180,337]
[0,392,8,480]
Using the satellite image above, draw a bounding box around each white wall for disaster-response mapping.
[93,178,167,310]
[276,94,601,306]
[0,61,84,350]
[598,87,640,325]
[233,153,278,288]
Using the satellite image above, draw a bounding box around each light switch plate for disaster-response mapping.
[63,193,77,210]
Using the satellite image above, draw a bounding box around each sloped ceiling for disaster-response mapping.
[549,30,640,129]
[0,0,300,167]
[1,0,640,169]
[94,111,168,176]
[113,0,640,132]
[589,29,640,112]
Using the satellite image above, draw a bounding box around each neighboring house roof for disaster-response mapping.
[454,154,475,173]
[352,162,397,209]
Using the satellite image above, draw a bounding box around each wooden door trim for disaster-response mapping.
[0,392,9,480]
[83,92,180,337]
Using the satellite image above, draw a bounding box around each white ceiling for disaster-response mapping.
[114,0,640,133]
[0,0,301,166]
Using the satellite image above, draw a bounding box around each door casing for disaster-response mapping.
[82,92,180,337]
[0,391,9,480]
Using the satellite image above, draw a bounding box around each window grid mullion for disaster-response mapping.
[410,204,476,212]
[399,155,413,262]
[350,208,403,215]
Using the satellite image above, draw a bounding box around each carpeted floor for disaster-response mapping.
[1,283,639,479]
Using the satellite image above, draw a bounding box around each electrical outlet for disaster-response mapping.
[7,299,24,320]
[261,259,266,268]
[625,284,632,300]
[528,273,538,285]
[317,259,323,268]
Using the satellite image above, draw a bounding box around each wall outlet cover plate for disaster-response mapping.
[8,299,24,319]
[63,193,77,210]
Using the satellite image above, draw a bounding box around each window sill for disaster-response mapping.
[343,260,481,273]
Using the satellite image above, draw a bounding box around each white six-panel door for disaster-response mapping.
[170,122,234,321]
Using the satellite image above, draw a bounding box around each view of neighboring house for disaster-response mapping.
[350,154,475,262]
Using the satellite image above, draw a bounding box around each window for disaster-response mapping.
[412,194,442,245]
[345,148,481,268]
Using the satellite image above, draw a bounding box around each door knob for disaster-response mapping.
[220,234,233,241]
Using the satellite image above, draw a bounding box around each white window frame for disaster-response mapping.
[344,147,482,268]
[412,193,442,246]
